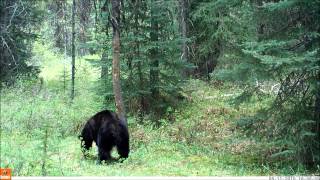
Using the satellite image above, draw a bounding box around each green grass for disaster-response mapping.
[0,43,315,176]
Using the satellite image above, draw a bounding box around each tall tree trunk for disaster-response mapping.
[78,0,91,56]
[132,0,146,118]
[53,0,64,50]
[93,0,98,34]
[111,0,126,121]
[100,50,108,85]
[150,0,160,114]
[315,28,320,167]
[0,0,14,84]
[255,0,265,41]
[314,71,320,166]
[71,0,76,100]
[0,0,7,83]
[63,0,67,94]
[178,0,189,77]
[101,1,109,85]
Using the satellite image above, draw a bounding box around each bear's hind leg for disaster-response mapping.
[97,129,114,163]
[97,147,112,163]
[116,125,130,159]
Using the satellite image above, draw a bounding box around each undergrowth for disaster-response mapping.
[0,43,316,176]
[0,78,313,176]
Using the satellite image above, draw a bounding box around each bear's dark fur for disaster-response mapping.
[79,110,129,162]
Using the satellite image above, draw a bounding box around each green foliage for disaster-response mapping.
[0,0,44,84]
[2,0,320,175]
[213,0,320,167]
[189,0,253,79]
[89,0,189,119]
[1,78,314,176]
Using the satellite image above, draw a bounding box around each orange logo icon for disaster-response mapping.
[0,168,11,180]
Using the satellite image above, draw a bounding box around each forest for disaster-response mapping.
[0,0,319,176]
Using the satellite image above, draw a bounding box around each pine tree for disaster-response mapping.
[0,0,43,84]
[214,0,320,167]
[118,0,186,119]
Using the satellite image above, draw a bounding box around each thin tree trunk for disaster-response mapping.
[111,0,126,121]
[71,0,76,100]
[150,0,160,105]
[178,0,188,77]
[0,0,7,83]
[78,0,90,56]
[315,28,320,167]
[256,0,265,41]
[100,50,108,84]
[93,0,98,34]
[0,0,11,83]
[100,0,110,106]
[137,60,145,116]
[132,1,146,117]
[63,1,67,94]
[314,71,320,163]
[54,0,64,49]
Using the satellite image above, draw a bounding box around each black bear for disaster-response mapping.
[79,110,129,162]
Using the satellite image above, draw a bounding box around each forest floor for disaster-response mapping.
[0,43,313,176]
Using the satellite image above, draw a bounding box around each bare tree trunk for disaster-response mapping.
[111,0,126,121]
[51,0,65,50]
[100,51,108,83]
[178,0,189,77]
[101,1,109,83]
[314,71,320,165]
[315,29,320,167]
[133,1,146,117]
[63,0,67,94]
[150,0,161,117]
[0,0,7,83]
[93,0,98,34]
[78,0,91,56]
[0,0,12,83]
[150,0,160,117]
[71,0,76,100]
